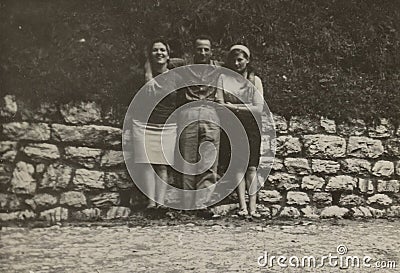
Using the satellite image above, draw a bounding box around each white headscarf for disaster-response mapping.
[229,44,250,58]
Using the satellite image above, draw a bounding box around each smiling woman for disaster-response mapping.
[150,42,170,65]
[130,39,179,210]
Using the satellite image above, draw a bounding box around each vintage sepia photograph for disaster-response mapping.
[1,0,399,272]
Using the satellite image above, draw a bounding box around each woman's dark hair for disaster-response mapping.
[143,39,171,83]
[146,39,171,60]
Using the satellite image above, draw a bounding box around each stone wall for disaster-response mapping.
[258,114,400,219]
[1,95,400,222]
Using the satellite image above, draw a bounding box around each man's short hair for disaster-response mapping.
[193,34,213,46]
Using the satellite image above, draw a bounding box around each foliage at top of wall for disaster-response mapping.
[1,0,399,122]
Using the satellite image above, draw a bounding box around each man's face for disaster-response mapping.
[193,39,212,64]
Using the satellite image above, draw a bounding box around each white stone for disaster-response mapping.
[105,206,130,219]
[60,101,102,124]
[326,175,357,191]
[23,143,60,160]
[303,134,346,158]
[272,114,288,133]
[10,162,36,195]
[100,150,124,167]
[301,175,325,191]
[73,169,105,190]
[259,157,283,171]
[60,191,87,208]
[268,172,299,190]
[347,137,384,158]
[368,118,394,138]
[0,95,17,118]
[320,206,349,218]
[258,190,282,203]
[286,191,310,206]
[64,146,102,169]
[91,192,120,208]
[273,136,302,156]
[301,206,320,219]
[52,124,121,147]
[339,194,364,207]
[71,208,102,221]
[372,160,394,177]
[210,204,239,216]
[351,206,372,218]
[0,210,35,221]
[312,193,332,207]
[377,180,399,193]
[387,206,400,217]
[320,117,336,133]
[284,158,310,174]
[40,163,73,190]
[341,159,371,174]
[39,207,68,222]
[368,207,386,218]
[2,122,50,141]
[0,193,21,211]
[36,164,46,174]
[367,194,392,207]
[311,159,340,174]
[279,206,300,218]
[0,141,18,162]
[358,178,374,193]
[270,205,281,217]
[25,193,58,210]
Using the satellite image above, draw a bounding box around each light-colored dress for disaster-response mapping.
[131,71,178,165]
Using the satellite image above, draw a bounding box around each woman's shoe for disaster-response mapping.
[237,208,248,217]
[156,204,168,210]
[249,211,261,218]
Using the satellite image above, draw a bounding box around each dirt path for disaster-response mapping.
[1,218,399,272]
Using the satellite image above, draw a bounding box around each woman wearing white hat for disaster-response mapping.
[218,45,264,218]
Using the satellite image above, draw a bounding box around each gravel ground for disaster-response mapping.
[1,216,399,273]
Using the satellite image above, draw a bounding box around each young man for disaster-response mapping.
[177,35,223,210]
